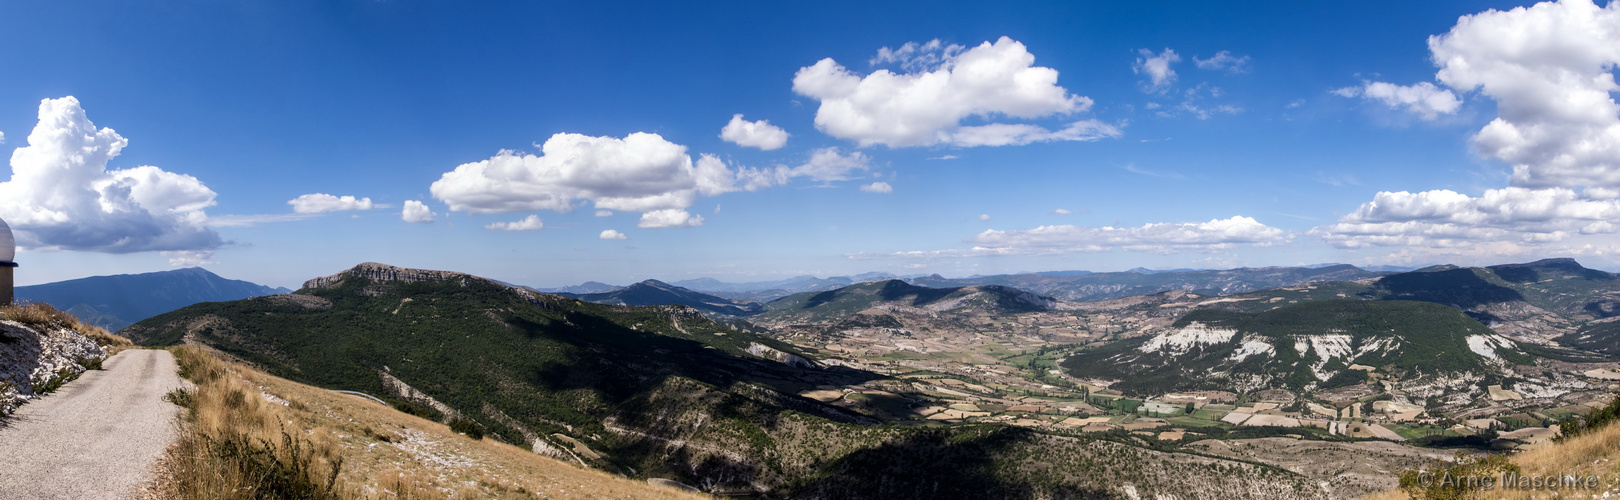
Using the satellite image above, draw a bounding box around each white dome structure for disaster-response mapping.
[0,216,12,263]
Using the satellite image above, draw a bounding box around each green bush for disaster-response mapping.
[76,355,103,371]
[448,417,485,439]
[35,367,79,394]
[1557,395,1620,442]
[164,387,194,409]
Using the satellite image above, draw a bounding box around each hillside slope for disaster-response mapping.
[154,346,707,499]
[1170,259,1620,344]
[16,267,289,331]
[1062,300,1550,400]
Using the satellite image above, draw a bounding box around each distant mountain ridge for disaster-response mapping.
[906,264,1387,302]
[756,279,1077,325]
[561,279,764,317]
[531,281,621,294]
[15,267,289,331]
[543,265,1388,305]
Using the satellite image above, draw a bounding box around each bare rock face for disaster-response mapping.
[302,262,482,292]
[0,320,105,415]
[746,342,817,369]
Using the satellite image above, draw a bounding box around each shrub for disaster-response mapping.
[35,367,79,394]
[392,401,426,417]
[76,356,104,371]
[449,417,485,440]
[163,387,194,408]
[1557,394,1620,442]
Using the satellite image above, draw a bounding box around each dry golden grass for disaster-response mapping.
[1485,420,1620,499]
[80,325,136,355]
[153,346,710,499]
[0,302,135,354]
[156,345,347,499]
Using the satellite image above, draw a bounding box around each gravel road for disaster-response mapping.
[0,349,183,499]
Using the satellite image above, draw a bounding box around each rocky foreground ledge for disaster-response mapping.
[0,317,107,415]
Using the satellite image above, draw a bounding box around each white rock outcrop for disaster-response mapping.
[0,320,105,415]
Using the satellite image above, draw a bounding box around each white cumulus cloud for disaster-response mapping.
[430,132,878,226]
[401,200,436,223]
[428,132,758,227]
[971,216,1289,253]
[1429,0,1620,189]
[1314,0,1620,256]
[1133,48,1180,93]
[1311,187,1620,248]
[599,229,629,240]
[431,132,721,214]
[1332,81,1461,120]
[485,214,544,231]
[288,193,375,213]
[793,37,1106,148]
[979,214,991,221]
[860,181,893,193]
[734,147,873,190]
[848,216,1289,260]
[638,208,703,228]
[0,97,221,253]
[719,114,789,150]
[1051,208,1073,215]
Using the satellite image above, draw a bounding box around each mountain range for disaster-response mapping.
[14,267,289,331]
[554,279,763,317]
[116,262,1328,498]
[906,264,1387,302]
[755,279,1076,325]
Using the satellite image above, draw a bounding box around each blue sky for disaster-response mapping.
[3,0,1619,289]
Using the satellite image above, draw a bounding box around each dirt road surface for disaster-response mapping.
[0,349,183,499]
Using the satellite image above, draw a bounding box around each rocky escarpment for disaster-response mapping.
[302,263,558,310]
[0,320,105,415]
[302,262,488,292]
